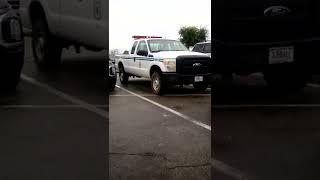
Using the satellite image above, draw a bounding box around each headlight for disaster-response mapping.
[109,61,116,76]
[2,17,22,42]
[9,19,21,40]
[163,58,176,72]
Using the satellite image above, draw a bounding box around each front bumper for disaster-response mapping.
[162,73,212,85]
[0,41,24,73]
[212,38,320,74]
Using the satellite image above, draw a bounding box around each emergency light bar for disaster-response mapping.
[132,36,162,39]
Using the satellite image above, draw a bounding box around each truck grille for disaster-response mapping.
[7,0,19,9]
[213,0,320,43]
[176,56,211,75]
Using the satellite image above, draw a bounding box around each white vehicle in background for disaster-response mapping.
[19,0,108,68]
[115,36,212,95]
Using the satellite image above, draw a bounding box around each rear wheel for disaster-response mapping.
[118,65,129,84]
[151,71,166,95]
[32,17,62,69]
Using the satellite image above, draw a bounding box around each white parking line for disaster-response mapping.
[212,159,256,180]
[116,85,211,131]
[110,94,210,97]
[114,86,252,179]
[21,74,108,118]
[307,83,320,88]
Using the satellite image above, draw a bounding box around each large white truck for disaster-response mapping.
[115,36,212,95]
[19,0,108,68]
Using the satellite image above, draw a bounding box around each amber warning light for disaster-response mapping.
[132,36,162,39]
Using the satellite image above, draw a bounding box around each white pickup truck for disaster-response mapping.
[115,36,212,95]
[19,0,108,68]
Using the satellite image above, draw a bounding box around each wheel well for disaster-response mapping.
[118,62,123,68]
[29,1,46,24]
[150,66,162,77]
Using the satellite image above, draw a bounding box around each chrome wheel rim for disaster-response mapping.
[35,36,45,62]
[153,76,160,91]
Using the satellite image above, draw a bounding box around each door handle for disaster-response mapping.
[134,57,136,62]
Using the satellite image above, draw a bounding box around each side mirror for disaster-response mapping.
[137,50,148,56]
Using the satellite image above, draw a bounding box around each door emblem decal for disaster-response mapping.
[94,0,102,20]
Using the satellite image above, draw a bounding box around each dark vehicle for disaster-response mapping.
[108,59,116,92]
[212,0,320,91]
[192,41,211,57]
[0,0,24,91]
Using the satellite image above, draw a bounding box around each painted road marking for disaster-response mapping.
[212,159,256,180]
[116,85,211,131]
[21,74,108,119]
[110,94,210,97]
[116,85,250,179]
[307,83,320,88]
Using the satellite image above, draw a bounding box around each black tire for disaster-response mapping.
[31,17,62,69]
[0,59,23,92]
[263,64,311,92]
[109,78,116,92]
[151,71,166,95]
[118,64,129,84]
[193,82,209,92]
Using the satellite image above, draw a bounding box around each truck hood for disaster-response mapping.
[151,51,209,59]
[213,0,320,42]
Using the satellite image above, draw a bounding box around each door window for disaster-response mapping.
[136,41,148,55]
[131,41,138,54]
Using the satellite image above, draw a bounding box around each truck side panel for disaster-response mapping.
[20,0,60,36]
[59,0,108,49]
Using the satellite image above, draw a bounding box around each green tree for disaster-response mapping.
[178,26,208,48]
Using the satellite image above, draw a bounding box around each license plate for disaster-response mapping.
[194,76,203,82]
[269,46,294,64]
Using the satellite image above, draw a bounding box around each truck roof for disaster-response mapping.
[134,38,177,41]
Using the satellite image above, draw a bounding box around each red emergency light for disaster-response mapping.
[132,35,162,40]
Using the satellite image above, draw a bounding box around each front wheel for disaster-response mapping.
[32,17,62,69]
[151,71,166,95]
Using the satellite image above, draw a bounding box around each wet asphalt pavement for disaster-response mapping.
[0,37,107,179]
[109,78,211,179]
[1,37,211,179]
[212,74,320,180]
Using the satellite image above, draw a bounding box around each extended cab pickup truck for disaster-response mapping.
[213,0,320,91]
[19,0,108,68]
[115,36,212,95]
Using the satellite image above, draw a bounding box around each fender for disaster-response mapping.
[148,61,167,78]
[20,0,59,35]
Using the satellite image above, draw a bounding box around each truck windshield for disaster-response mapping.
[147,39,188,52]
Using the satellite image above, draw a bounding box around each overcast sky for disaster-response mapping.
[109,0,211,50]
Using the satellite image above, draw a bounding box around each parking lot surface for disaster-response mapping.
[0,38,107,179]
[109,78,211,179]
[212,74,320,180]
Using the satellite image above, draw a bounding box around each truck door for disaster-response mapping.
[59,0,107,49]
[122,41,138,74]
[135,40,151,77]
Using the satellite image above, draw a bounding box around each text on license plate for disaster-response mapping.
[269,46,294,64]
[194,76,203,82]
